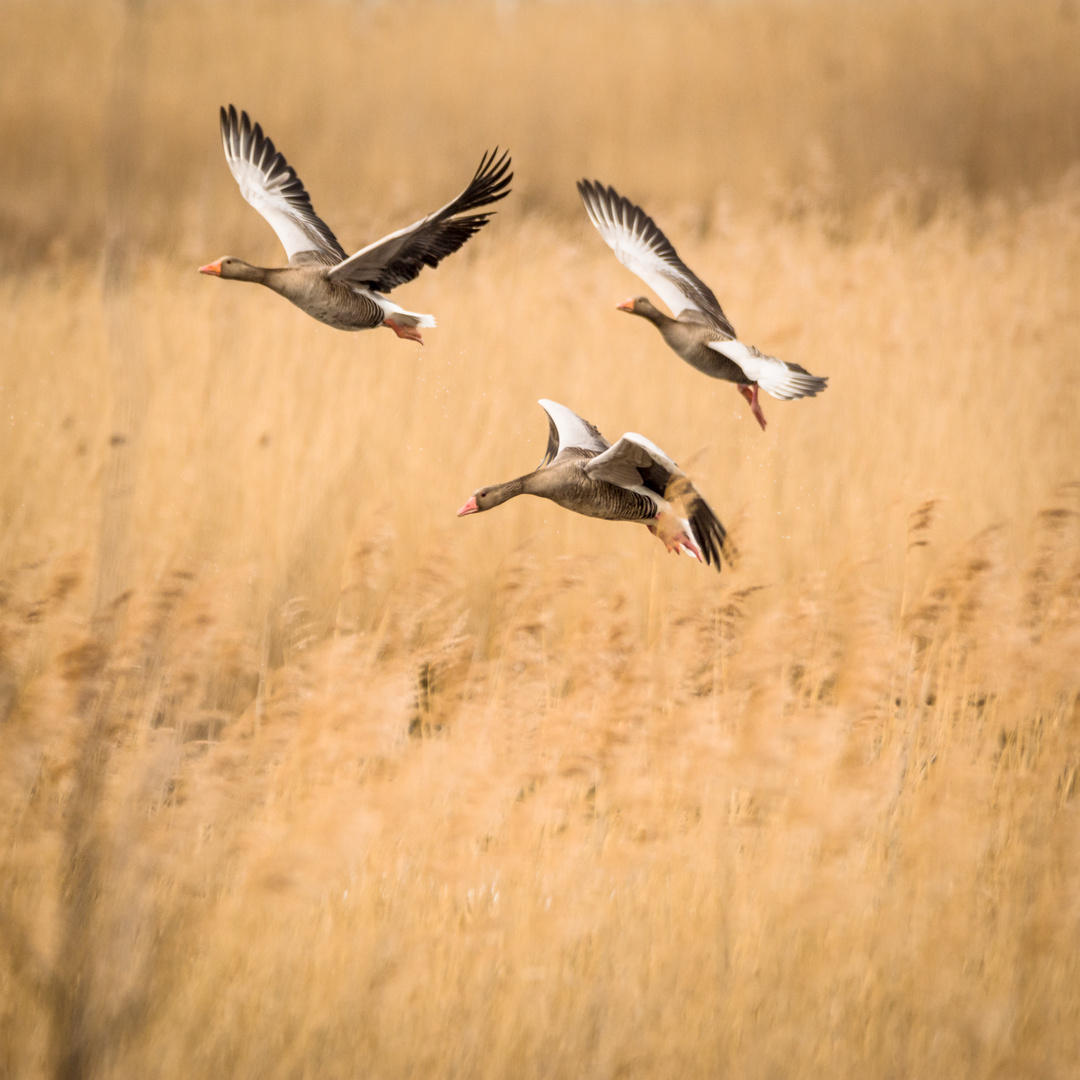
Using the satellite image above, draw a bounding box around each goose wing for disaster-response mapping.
[220,106,346,266]
[585,433,728,568]
[327,149,512,291]
[537,399,610,467]
[577,180,735,336]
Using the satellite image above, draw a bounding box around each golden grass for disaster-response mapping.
[3,0,1080,266]
[2,1,1080,1078]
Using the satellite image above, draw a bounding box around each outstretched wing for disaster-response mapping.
[219,105,346,265]
[537,399,610,467]
[328,149,513,291]
[577,179,735,336]
[586,433,728,569]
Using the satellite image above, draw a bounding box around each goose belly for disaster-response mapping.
[659,325,747,383]
[277,279,381,331]
[549,483,655,523]
[682,341,747,383]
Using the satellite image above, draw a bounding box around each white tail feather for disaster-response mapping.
[376,295,436,328]
[708,339,827,400]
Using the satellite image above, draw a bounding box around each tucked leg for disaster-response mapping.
[738,383,767,430]
[647,514,703,561]
[383,318,424,344]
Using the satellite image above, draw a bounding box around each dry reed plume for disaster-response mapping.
[1,1,1079,1078]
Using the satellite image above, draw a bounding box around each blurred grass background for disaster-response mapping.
[1,1,1079,1078]
[3,0,1080,267]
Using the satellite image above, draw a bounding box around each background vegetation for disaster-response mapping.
[1,1,1079,1077]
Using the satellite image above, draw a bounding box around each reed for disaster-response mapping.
[1,1,1079,1078]
[3,0,1080,267]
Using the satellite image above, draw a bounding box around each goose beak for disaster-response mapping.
[199,260,223,276]
[616,298,636,312]
[456,496,480,517]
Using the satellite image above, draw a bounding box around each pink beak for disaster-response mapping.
[457,496,480,517]
[616,297,636,312]
[199,259,223,276]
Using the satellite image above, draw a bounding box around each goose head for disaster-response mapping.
[617,296,663,321]
[457,480,525,516]
[457,487,496,516]
[199,257,265,282]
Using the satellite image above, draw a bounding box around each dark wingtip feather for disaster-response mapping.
[361,150,513,291]
[456,148,513,215]
[689,499,730,572]
[220,104,237,154]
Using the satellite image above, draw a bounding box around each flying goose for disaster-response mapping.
[457,400,730,570]
[578,180,827,430]
[200,106,512,343]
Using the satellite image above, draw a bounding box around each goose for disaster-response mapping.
[200,106,512,343]
[457,400,730,570]
[578,180,827,430]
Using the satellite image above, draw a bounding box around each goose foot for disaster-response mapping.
[738,383,767,430]
[647,517,703,561]
[383,319,424,344]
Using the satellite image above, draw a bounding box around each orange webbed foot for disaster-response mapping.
[383,319,424,344]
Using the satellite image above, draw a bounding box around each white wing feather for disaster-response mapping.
[707,339,829,400]
[604,227,700,318]
[538,399,609,458]
[219,106,345,264]
[225,157,323,262]
[578,181,734,333]
[586,433,677,491]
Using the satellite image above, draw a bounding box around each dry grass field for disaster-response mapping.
[2,1,1080,1078]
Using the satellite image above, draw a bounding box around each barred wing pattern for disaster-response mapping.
[328,149,513,292]
[220,105,346,265]
[577,180,736,337]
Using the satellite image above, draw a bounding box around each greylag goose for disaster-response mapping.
[578,180,827,430]
[200,106,512,343]
[457,400,729,570]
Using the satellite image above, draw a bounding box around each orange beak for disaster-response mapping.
[456,496,480,517]
[199,259,223,276]
[616,298,636,312]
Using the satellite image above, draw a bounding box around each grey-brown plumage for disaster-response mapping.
[578,179,827,429]
[200,106,512,342]
[457,400,730,570]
